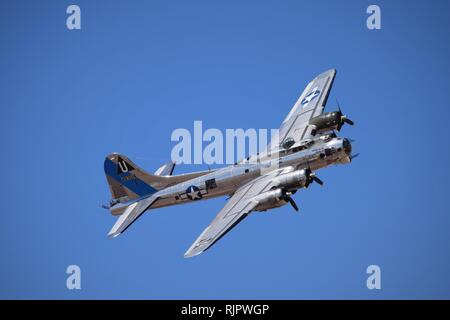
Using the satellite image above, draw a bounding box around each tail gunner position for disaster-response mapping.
[102,69,357,257]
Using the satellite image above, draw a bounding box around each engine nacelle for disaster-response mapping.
[309,111,342,135]
[252,188,288,212]
[273,170,309,191]
[250,169,320,212]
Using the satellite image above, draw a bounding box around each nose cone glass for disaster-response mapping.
[343,138,352,155]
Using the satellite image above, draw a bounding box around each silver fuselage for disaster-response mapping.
[131,136,351,210]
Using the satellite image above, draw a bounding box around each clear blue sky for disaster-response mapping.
[1,0,450,299]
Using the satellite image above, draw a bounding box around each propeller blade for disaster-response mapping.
[305,167,324,186]
[287,196,299,212]
[350,153,360,161]
[304,167,312,187]
[305,167,312,176]
[304,180,311,188]
[336,99,354,127]
[312,175,324,186]
[343,117,354,126]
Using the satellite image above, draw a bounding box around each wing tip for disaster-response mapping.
[184,251,202,258]
[317,68,337,79]
[108,232,121,239]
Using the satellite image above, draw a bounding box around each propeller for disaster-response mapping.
[304,167,324,188]
[278,167,323,213]
[279,190,299,212]
[336,99,355,130]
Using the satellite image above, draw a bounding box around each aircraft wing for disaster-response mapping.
[184,168,292,258]
[269,69,336,151]
[107,194,158,238]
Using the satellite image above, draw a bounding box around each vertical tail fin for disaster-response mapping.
[104,153,158,205]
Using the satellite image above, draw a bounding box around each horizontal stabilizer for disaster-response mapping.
[108,195,158,238]
[154,161,176,176]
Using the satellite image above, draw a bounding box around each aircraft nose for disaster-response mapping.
[343,138,352,155]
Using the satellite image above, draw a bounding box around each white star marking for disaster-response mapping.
[301,87,321,106]
[187,186,201,200]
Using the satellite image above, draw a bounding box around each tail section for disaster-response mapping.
[104,153,213,215]
[104,153,159,205]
